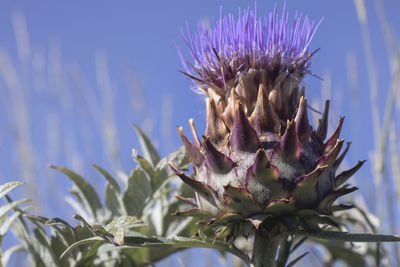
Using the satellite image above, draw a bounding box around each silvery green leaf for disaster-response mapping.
[104,183,124,217]
[122,169,152,217]
[33,228,59,265]
[0,181,23,199]
[133,125,160,167]
[93,164,120,192]
[152,146,190,191]
[155,146,190,176]
[0,210,21,235]
[74,241,104,266]
[132,149,155,177]
[51,166,103,220]
[0,199,29,219]
[105,216,143,233]
[104,216,143,245]
[59,236,104,260]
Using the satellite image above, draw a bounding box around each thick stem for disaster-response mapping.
[252,228,282,267]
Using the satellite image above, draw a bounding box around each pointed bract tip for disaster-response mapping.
[295,96,310,143]
[324,116,344,153]
[168,162,180,174]
[202,135,236,174]
[230,103,260,152]
[247,148,280,187]
[177,126,205,167]
[250,83,280,133]
[295,165,328,185]
[333,141,351,169]
[316,139,345,167]
[222,91,240,130]
[280,120,301,159]
[189,118,202,147]
[206,98,229,144]
[335,160,366,188]
[169,161,217,204]
[252,149,278,177]
[316,100,330,141]
[268,89,282,117]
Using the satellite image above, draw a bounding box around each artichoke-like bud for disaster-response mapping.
[173,4,364,244]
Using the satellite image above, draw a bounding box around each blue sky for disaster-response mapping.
[0,0,399,265]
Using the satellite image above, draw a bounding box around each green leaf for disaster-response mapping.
[93,165,121,192]
[51,166,103,219]
[286,252,309,267]
[104,183,124,217]
[155,146,190,176]
[33,227,59,265]
[0,181,23,199]
[300,230,400,242]
[0,199,29,219]
[60,236,104,260]
[133,125,160,167]
[0,210,21,235]
[122,169,152,217]
[105,216,143,245]
[132,151,155,178]
[151,146,190,191]
[74,241,104,266]
[73,214,96,235]
[105,216,143,233]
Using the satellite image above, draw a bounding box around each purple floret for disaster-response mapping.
[179,3,322,93]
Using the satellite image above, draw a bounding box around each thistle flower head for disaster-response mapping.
[172,4,362,245]
[180,3,322,122]
[180,3,321,94]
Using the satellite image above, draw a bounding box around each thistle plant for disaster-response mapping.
[172,4,400,266]
[3,3,400,267]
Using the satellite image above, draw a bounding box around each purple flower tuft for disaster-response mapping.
[179,3,322,94]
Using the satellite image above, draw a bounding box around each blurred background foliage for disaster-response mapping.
[0,0,400,266]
